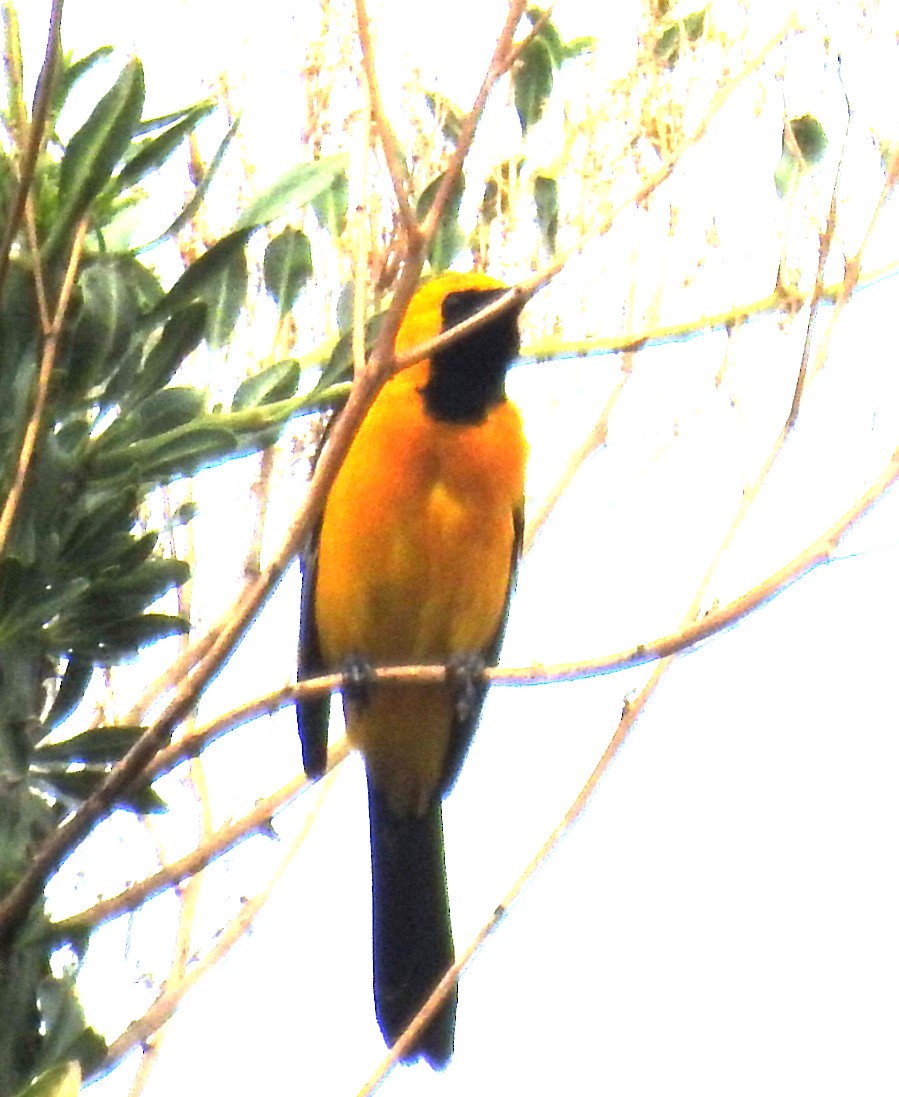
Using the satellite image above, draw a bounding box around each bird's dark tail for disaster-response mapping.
[366,771,456,1069]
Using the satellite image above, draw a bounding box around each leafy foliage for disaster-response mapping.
[0,3,589,1092]
[653,8,706,67]
[513,6,594,134]
[0,24,351,1096]
[775,114,828,198]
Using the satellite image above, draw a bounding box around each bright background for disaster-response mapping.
[14,2,899,1095]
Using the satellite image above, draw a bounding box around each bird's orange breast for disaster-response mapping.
[314,365,526,813]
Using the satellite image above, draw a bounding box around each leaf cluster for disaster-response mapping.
[0,26,347,1095]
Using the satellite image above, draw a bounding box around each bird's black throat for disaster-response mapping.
[420,287,521,425]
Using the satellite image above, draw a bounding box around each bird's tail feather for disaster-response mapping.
[366,771,456,1068]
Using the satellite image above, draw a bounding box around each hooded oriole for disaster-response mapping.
[297,272,527,1068]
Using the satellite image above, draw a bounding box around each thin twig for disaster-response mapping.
[0,0,516,947]
[114,15,823,733]
[51,740,347,940]
[0,0,63,297]
[0,216,88,556]
[354,0,418,241]
[419,1,528,242]
[523,279,642,552]
[533,16,797,294]
[784,90,851,427]
[357,430,899,1095]
[96,787,326,1074]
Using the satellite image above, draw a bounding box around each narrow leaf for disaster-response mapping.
[533,174,559,254]
[153,228,252,320]
[311,171,348,237]
[232,360,300,412]
[132,302,208,403]
[236,153,349,230]
[263,228,312,316]
[34,726,146,765]
[49,59,146,254]
[45,657,94,729]
[138,114,240,248]
[424,91,464,146]
[514,38,554,134]
[417,172,465,272]
[204,243,248,349]
[117,100,216,190]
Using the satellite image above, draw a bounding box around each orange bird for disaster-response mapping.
[297,272,527,1067]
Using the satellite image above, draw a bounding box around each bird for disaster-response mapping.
[297,271,527,1068]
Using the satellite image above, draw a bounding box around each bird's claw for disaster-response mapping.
[342,656,374,707]
[446,653,487,724]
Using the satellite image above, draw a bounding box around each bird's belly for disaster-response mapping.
[318,477,513,663]
[315,476,514,815]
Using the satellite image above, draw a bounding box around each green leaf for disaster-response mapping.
[112,532,158,572]
[117,99,216,190]
[135,387,208,438]
[34,765,167,813]
[655,9,706,66]
[787,115,827,165]
[45,657,94,729]
[33,975,104,1080]
[126,783,169,814]
[424,91,464,146]
[775,116,828,199]
[204,244,247,350]
[480,178,498,225]
[169,501,199,527]
[416,172,465,272]
[140,114,240,247]
[134,99,215,136]
[91,422,238,483]
[263,228,313,316]
[336,281,354,335]
[0,558,35,620]
[514,37,554,134]
[533,174,559,254]
[48,59,146,255]
[311,170,348,238]
[12,1060,82,1097]
[91,557,190,603]
[57,257,141,399]
[141,426,239,481]
[55,45,114,115]
[153,228,252,321]
[61,612,188,659]
[525,7,566,67]
[232,360,301,412]
[34,726,145,765]
[96,387,206,451]
[236,152,349,230]
[563,35,595,60]
[132,302,208,403]
[58,487,139,558]
[316,311,387,392]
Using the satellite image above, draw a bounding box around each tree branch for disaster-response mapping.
[0,215,87,555]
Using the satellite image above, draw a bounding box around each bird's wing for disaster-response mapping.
[438,499,524,796]
[297,519,330,778]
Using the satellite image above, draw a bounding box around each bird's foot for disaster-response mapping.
[341,656,374,707]
[446,652,487,724]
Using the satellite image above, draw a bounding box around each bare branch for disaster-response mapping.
[354,0,419,242]
[97,796,323,1074]
[419,1,528,241]
[0,215,88,555]
[0,0,63,297]
[51,743,347,940]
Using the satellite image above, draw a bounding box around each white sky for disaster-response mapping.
[13,2,899,1095]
